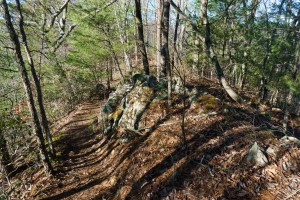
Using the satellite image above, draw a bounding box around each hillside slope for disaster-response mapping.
[18,79,300,200]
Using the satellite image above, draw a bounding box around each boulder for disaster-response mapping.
[118,75,157,130]
[98,74,157,135]
[97,83,131,133]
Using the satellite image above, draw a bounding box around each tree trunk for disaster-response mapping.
[170,0,241,102]
[16,0,55,157]
[161,0,172,105]
[283,11,300,134]
[192,36,200,75]
[200,0,241,102]
[134,0,150,75]
[1,0,53,175]
[172,0,181,70]
[156,0,162,80]
[113,7,132,72]
[106,60,111,91]
[259,0,285,102]
[102,27,124,82]
[145,0,150,54]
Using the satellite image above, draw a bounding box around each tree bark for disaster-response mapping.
[134,0,150,75]
[161,0,172,105]
[156,0,162,80]
[16,0,55,157]
[1,0,53,175]
[172,0,181,70]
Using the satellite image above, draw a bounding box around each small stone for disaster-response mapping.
[247,142,268,166]
[266,146,278,157]
[280,136,300,145]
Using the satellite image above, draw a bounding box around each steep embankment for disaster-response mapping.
[26,79,300,200]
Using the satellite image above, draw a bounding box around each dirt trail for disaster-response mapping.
[34,100,115,199]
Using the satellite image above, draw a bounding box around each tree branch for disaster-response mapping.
[45,0,71,32]
[52,24,76,53]
[0,67,18,73]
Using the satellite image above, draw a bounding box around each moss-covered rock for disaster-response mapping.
[118,82,155,130]
[98,74,158,135]
[190,94,222,113]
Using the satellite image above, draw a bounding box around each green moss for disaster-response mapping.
[199,94,219,111]
[108,105,123,121]
[52,133,67,142]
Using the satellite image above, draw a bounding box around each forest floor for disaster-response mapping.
[15,78,300,200]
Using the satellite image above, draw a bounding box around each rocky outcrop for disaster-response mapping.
[118,78,156,130]
[97,83,131,133]
[98,74,157,135]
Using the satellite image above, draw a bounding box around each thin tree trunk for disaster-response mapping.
[156,0,162,80]
[102,27,124,82]
[192,36,200,75]
[135,0,150,75]
[181,73,186,147]
[16,0,55,157]
[283,90,292,133]
[1,0,53,175]
[134,25,139,66]
[113,7,132,72]
[200,0,241,102]
[259,0,285,102]
[161,0,172,105]
[145,0,150,53]
[106,60,111,91]
[283,10,299,134]
[170,0,241,102]
[172,0,181,70]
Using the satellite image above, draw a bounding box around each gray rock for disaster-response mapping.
[173,76,185,94]
[266,146,278,158]
[97,83,131,133]
[98,74,157,135]
[247,142,268,166]
[118,80,155,130]
[280,136,300,146]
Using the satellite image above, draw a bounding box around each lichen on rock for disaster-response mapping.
[98,74,158,136]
